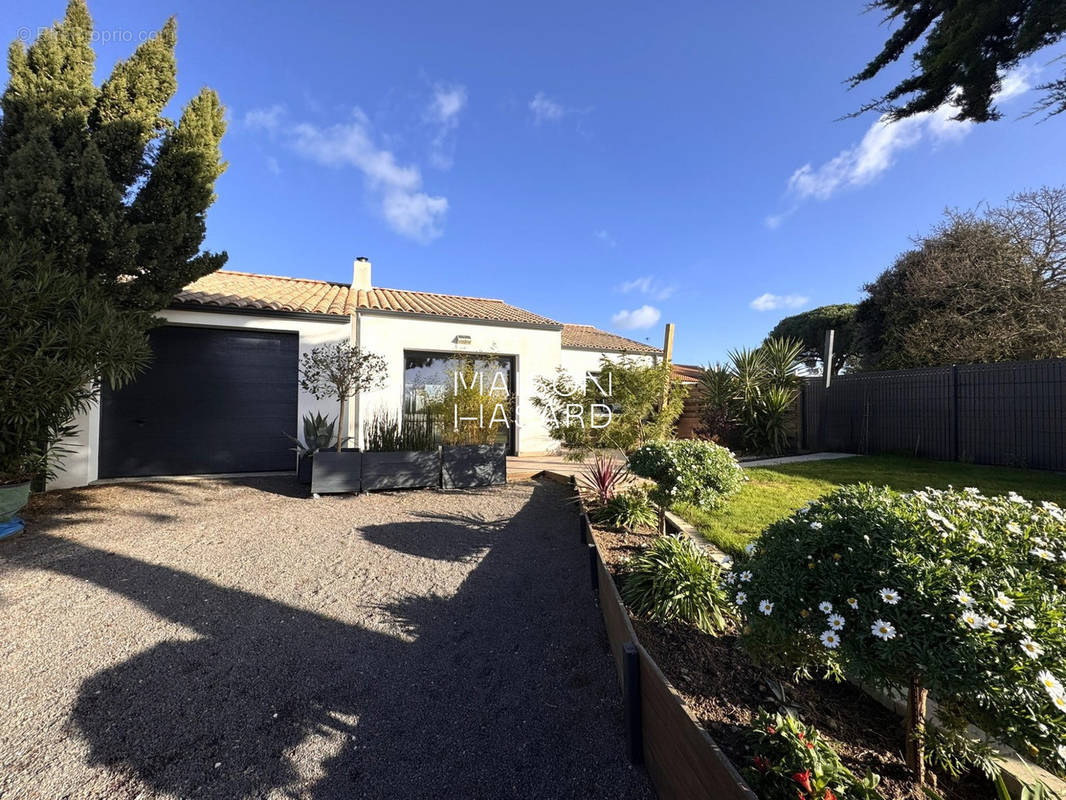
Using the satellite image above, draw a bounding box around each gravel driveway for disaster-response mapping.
[0,478,651,800]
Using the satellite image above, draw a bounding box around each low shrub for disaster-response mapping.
[591,486,657,531]
[365,410,437,452]
[738,484,1066,780]
[743,710,884,800]
[629,439,744,510]
[621,534,732,634]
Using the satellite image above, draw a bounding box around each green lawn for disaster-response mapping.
[674,455,1066,557]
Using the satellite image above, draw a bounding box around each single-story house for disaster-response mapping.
[50,259,662,489]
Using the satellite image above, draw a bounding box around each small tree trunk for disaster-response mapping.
[336,399,346,452]
[657,505,666,535]
[905,675,928,786]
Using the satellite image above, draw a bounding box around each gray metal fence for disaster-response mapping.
[800,359,1066,470]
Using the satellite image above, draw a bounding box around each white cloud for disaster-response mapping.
[529,91,566,124]
[243,105,286,131]
[594,229,617,247]
[611,305,661,330]
[290,109,448,242]
[425,82,467,169]
[749,293,809,312]
[769,66,1035,221]
[265,156,281,175]
[618,275,676,301]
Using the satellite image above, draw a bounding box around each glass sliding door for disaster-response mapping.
[402,351,516,454]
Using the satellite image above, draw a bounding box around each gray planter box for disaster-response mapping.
[362,450,441,491]
[311,450,363,494]
[442,444,507,489]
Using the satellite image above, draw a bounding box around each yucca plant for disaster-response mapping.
[578,452,629,507]
[621,534,732,634]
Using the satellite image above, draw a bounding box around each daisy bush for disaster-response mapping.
[737,484,1066,778]
[628,439,744,510]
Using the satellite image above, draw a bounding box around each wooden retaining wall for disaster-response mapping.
[561,481,757,800]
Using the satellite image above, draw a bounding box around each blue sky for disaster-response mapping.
[6,1,1066,363]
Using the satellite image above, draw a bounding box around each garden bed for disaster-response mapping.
[589,521,991,800]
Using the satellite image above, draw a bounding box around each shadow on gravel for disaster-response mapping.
[16,480,651,800]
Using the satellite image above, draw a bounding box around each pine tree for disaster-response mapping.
[0,1,227,484]
[849,1,1066,123]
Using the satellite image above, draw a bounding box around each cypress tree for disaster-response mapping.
[0,1,227,484]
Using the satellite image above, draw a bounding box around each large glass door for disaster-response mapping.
[403,351,516,454]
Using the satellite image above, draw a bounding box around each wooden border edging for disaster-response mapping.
[543,470,758,800]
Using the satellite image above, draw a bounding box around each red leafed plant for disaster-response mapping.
[742,710,883,800]
[578,452,629,507]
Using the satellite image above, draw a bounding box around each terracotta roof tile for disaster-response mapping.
[672,363,702,382]
[175,270,559,326]
[561,323,662,355]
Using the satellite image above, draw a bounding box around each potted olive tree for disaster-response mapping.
[300,343,387,494]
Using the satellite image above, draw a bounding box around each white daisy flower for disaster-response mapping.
[1038,670,1064,698]
[1020,617,1037,630]
[984,618,1005,633]
[879,588,901,605]
[744,543,756,556]
[1031,547,1055,561]
[1006,522,1022,535]
[955,590,974,607]
[846,597,858,610]
[818,601,833,614]
[1057,744,1066,761]
[759,599,773,616]
[810,521,823,530]
[820,630,841,649]
[961,611,983,629]
[994,593,1015,611]
[724,572,736,585]
[735,592,747,605]
[964,487,981,495]
[1019,639,1044,659]
[827,614,845,631]
[871,619,897,641]
[1053,694,1066,714]
[739,570,753,583]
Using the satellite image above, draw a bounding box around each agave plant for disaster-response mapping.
[287,412,336,457]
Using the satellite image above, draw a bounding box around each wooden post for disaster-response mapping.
[588,543,599,591]
[906,676,928,786]
[660,323,676,437]
[622,642,644,764]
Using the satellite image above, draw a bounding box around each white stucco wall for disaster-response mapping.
[559,348,658,387]
[48,309,351,490]
[355,312,564,455]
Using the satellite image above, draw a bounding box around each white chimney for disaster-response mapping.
[352,257,372,291]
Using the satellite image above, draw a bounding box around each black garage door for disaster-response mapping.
[99,326,299,478]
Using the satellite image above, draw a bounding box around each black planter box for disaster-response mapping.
[311,450,363,494]
[297,455,312,485]
[362,450,441,491]
[441,444,507,489]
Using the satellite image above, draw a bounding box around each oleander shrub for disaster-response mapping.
[743,710,884,800]
[621,534,732,634]
[736,484,1066,779]
[591,486,657,531]
[629,439,743,510]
